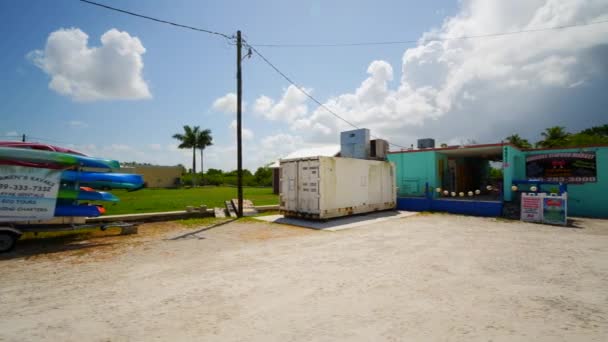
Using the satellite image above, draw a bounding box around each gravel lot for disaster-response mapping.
[1,214,608,341]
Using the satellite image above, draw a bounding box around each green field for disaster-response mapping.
[98,187,278,215]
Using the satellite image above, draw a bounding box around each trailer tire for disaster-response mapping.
[0,231,19,253]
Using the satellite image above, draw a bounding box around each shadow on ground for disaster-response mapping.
[0,234,115,260]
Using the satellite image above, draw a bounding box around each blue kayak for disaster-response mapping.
[62,171,143,186]
[54,205,101,217]
[57,189,119,202]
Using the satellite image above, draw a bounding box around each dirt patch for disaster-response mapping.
[2,221,189,263]
[237,222,314,241]
[1,215,608,341]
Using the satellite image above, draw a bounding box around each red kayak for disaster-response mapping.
[0,141,86,169]
[0,141,86,155]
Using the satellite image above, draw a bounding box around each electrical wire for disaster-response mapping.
[0,134,74,145]
[76,0,407,146]
[78,0,233,40]
[78,0,607,148]
[0,136,22,140]
[245,41,408,148]
[27,136,75,146]
[250,19,608,47]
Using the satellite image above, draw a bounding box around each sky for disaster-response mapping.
[1,0,607,171]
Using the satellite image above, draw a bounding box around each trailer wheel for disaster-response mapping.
[0,232,18,253]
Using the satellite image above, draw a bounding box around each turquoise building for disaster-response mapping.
[388,144,607,218]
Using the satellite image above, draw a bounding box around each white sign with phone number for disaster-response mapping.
[0,166,61,222]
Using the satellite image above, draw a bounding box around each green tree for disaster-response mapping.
[505,134,532,149]
[206,168,223,176]
[537,126,570,148]
[196,129,213,173]
[172,125,200,176]
[201,168,224,186]
[566,133,608,146]
[254,167,273,187]
[580,124,608,137]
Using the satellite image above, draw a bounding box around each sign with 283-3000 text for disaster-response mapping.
[526,152,597,183]
[0,166,61,222]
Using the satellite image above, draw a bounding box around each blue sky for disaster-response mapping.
[1,0,607,171]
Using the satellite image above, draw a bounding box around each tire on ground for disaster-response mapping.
[0,231,19,253]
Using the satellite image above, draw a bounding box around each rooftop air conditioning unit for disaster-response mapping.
[417,138,435,149]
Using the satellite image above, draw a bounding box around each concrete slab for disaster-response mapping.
[214,207,226,218]
[231,198,258,217]
[253,210,417,231]
[225,201,238,218]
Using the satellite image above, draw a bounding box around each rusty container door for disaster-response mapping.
[297,159,320,214]
[280,160,299,212]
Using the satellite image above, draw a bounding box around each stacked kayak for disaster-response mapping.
[0,146,119,169]
[57,188,120,202]
[61,170,143,190]
[0,142,143,218]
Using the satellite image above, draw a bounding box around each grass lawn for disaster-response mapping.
[98,186,278,215]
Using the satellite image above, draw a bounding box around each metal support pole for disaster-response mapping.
[236,30,243,217]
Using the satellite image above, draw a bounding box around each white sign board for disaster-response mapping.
[0,166,61,222]
[520,192,568,226]
[521,193,542,223]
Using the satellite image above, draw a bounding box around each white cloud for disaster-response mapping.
[257,133,305,165]
[29,28,150,101]
[68,120,88,128]
[229,120,254,140]
[212,93,241,114]
[260,133,303,151]
[254,0,608,146]
[520,56,577,86]
[253,85,311,122]
[109,144,132,151]
[148,143,162,151]
[253,95,274,114]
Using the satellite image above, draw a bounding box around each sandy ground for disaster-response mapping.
[1,214,608,341]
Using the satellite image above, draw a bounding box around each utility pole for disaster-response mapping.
[236,30,243,218]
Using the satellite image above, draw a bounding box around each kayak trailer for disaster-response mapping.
[0,218,138,253]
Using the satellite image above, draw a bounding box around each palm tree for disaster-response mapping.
[580,124,608,137]
[196,129,213,174]
[505,134,532,149]
[172,125,200,175]
[537,126,570,148]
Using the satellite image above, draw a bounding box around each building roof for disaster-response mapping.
[388,143,513,154]
[269,145,340,168]
[388,142,608,156]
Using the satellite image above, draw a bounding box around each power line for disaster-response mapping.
[27,136,75,146]
[245,41,408,148]
[0,134,74,145]
[250,19,608,48]
[78,0,233,40]
[80,0,608,148]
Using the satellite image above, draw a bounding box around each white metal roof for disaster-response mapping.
[269,145,340,168]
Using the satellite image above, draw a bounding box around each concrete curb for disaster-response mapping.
[86,205,279,223]
[86,210,214,223]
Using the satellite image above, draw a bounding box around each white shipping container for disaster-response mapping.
[280,156,396,219]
